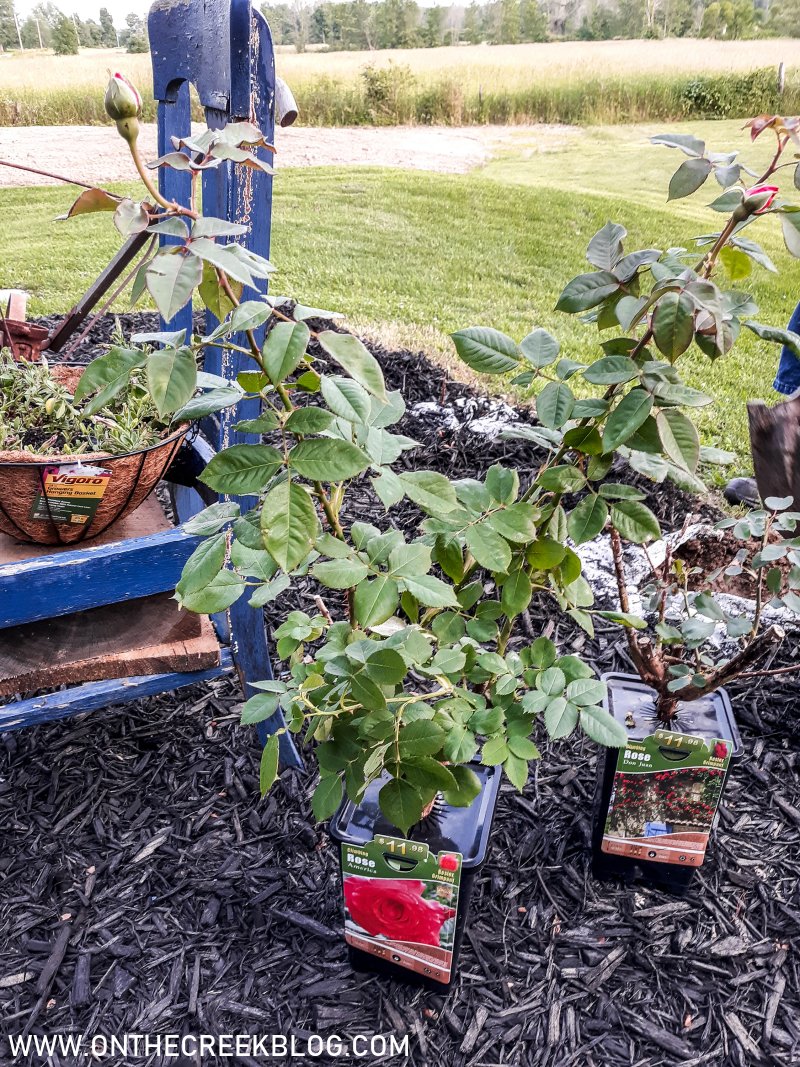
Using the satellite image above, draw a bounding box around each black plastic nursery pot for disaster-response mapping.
[329,763,501,990]
[591,672,743,894]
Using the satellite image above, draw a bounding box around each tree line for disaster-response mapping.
[2,0,797,57]
[0,2,149,53]
[262,0,799,49]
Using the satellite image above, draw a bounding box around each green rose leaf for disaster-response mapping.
[146,346,197,418]
[182,501,240,536]
[402,574,460,608]
[261,320,310,384]
[520,328,559,368]
[583,355,639,386]
[555,271,619,313]
[602,388,654,453]
[378,778,424,835]
[318,331,387,401]
[284,407,335,435]
[501,568,532,617]
[586,221,626,271]
[320,375,371,424]
[312,558,369,589]
[610,500,661,544]
[503,752,529,791]
[176,532,227,598]
[398,470,459,513]
[667,157,712,201]
[397,720,446,759]
[652,291,695,362]
[442,764,482,807]
[544,696,579,739]
[465,523,512,573]
[177,568,245,613]
[451,327,520,375]
[146,251,203,321]
[261,481,318,571]
[567,494,608,545]
[200,444,283,495]
[579,706,628,746]
[536,381,575,429]
[259,733,281,796]
[289,439,371,481]
[354,575,400,628]
[312,774,343,821]
[657,409,700,473]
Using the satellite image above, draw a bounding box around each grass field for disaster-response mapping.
[1,118,798,464]
[1,40,799,126]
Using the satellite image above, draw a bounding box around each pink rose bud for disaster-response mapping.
[104,72,142,121]
[742,184,778,215]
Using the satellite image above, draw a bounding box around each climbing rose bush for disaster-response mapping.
[59,87,800,831]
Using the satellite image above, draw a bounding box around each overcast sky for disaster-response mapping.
[16,0,149,21]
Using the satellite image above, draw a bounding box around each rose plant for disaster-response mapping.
[49,86,800,835]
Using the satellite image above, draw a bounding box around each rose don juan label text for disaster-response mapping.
[602,729,732,867]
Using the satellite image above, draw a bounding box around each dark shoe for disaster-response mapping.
[723,477,759,507]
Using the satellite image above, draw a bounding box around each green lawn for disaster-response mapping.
[2,118,799,465]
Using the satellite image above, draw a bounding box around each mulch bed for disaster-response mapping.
[1,316,799,1066]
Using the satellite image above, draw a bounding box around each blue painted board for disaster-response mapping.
[0,649,235,732]
[0,526,200,630]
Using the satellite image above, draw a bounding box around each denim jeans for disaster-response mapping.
[773,300,800,395]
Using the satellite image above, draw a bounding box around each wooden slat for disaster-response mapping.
[0,649,234,732]
[0,497,200,630]
[0,494,170,565]
[0,591,220,697]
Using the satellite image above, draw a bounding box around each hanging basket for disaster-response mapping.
[0,366,189,547]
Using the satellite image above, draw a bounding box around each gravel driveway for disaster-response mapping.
[0,123,576,186]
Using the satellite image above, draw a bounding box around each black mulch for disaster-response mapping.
[1,317,799,1066]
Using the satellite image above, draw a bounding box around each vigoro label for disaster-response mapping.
[30,464,112,526]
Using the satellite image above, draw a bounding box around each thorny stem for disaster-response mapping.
[750,513,772,642]
[0,158,113,193]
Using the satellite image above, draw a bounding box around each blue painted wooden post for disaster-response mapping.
[148,0,301,768]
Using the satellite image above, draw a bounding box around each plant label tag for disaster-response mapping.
[341,834,462,985]
[601,729,731,867]
[30,463,112,526]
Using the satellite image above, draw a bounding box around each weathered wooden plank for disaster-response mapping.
[0,592,220,696]
[0,648,234,732]
[0,523,200,630]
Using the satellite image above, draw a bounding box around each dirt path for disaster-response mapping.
[0,123,577,187]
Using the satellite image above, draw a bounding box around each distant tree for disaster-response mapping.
[0,0,18,50]
[99,6,117,46]
[769,0,800,31]
[124,11,148,51]
[291,0,312,50]
[421,3,445,45]
[73,14,101,45]
[52,12,79,52]
[461,0,484,39]
[375,0,419,47]
[519,0,549,38]
[700,0,754,36]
